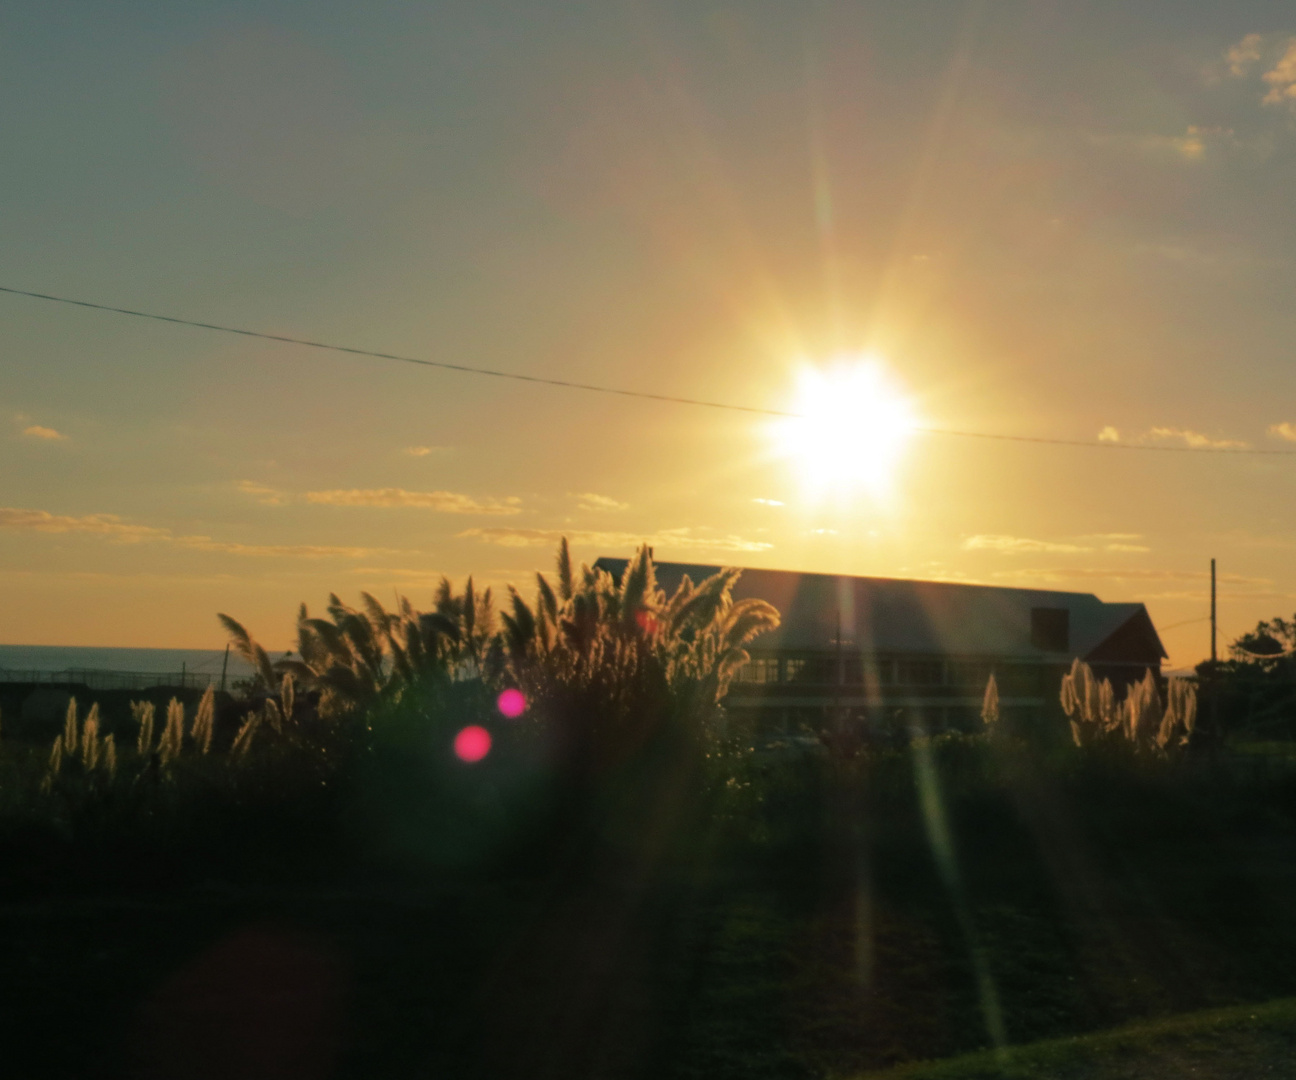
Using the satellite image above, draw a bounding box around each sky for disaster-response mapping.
[3,1,1296,666]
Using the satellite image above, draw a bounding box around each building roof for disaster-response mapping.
[592,558,1167,664]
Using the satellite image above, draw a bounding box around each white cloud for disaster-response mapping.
[1263,38,1296,106]
[305,488,522,514]
[1097,426,1120,443]
[1146,427,1247,450]
[403,445,449,457]
[752,498,785,507]
[572,492,629,512]
[1269,421,1296,443]
[22,425,66,441]
[1226,33,1264,78]
[460,526,773,554]
[1219,34,1296,111]
[963,534,1091,555]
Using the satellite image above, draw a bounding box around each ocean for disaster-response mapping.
[0,645,264,679]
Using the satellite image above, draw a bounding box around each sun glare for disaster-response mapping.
[775,358,918,499]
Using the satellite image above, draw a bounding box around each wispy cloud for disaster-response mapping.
[1087,126,1218,162]
[305,488,522,514]
[1076,532,1150,552]
[1263,38,1296,107]
[403,445,449,457]
[993,567,1271,586]
[176,537,384,558]
[1269,421,1296,443]
[238,480,288,506]
[239,482,520,515]
[572,492,628,512]
[0,506,390,559]
[349,566,448,583]
[963,534,1091,554]
[460,526,772,553]
[1227,33,1264,78]
[1219,33,1296,111]
[1146,427,1247,449]
[1097,425,1248,449]
[22,425,67,441]
[0,508,169,541]
[753,498,785,507]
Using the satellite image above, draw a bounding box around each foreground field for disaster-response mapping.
[864,997,1296,1079]
[7,739,1296,1078]
[5,553,1295,1077]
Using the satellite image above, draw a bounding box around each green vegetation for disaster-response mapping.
[5,545,1296,1079]
[862,997,1296,1079]
[1199,613,1296,742]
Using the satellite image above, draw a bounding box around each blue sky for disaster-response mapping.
[3,1,1296,663]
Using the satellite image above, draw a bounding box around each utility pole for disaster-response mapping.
[219,643,230,694]
[1210,557,1219,740]
[1210,558,1217,663]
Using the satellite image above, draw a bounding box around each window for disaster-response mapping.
[737,657,780,683]
[948,661,993,687]
[1031,608,1070,651]
[897,659,944,686]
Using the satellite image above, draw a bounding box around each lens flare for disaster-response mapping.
[497,688,526,719]
[453,725,492,763]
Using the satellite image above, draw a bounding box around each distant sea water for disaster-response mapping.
[0,645,268,678]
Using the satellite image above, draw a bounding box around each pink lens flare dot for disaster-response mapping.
[497,688,526,719]
[453,725,492,763]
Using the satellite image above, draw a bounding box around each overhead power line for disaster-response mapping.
[1158,616,1211,632]
[4,283,1294,456]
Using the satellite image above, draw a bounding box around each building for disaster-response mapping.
[594,558,1167,734]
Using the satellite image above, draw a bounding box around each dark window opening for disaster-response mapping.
[1031,607,1070,651]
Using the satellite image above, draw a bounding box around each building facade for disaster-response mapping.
[594,558,1167,734]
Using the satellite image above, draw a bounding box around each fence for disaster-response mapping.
[0,668,221,692]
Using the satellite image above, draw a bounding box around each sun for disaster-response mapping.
[773,357,918,500]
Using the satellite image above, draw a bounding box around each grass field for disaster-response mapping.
[8,729,1296,1078]
[862,997,1296,1079]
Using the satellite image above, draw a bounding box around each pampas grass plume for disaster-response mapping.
[135,701,156,756]
[49,733,64,776]
[980,673,1000,728]
[63,698,78,754]
[231,712,261,758]
[160,698,184,766]
[82,704,100,772]
[192,686,215,754]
